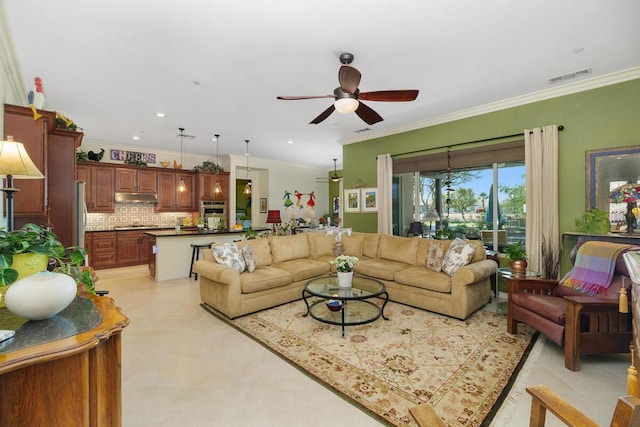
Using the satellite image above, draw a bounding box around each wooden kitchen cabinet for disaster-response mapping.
[156,170,197,212]
[197,171,229,200]
[116,230,151,266]
[77,163,115,213]
[90,231,117,269]
[115,167,157,193]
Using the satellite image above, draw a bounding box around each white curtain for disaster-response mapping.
[377,154,393,234]
[525,125,559,277]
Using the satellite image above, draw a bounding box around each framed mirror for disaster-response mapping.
[586,145,640,212]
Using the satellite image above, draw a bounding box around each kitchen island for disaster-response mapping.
[145,228,268,281]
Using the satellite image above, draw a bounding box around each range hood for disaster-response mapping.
[114,192,158,203]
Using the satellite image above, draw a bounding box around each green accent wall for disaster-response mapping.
[343,78,640,239]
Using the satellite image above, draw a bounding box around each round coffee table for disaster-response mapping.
[302,275,389,337]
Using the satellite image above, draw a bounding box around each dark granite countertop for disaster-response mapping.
[145,228,269,237]
[0,297,102,354]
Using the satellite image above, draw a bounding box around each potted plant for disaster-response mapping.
[504,241,527,272]
[239,215,251,230]
[332,254,359,288]
[575,208,610,234]
[0,223,95,293]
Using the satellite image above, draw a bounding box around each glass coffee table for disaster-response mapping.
[302,275,389,337]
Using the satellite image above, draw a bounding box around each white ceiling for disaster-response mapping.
[5,1,640,170]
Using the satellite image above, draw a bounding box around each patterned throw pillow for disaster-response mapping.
[425,241,444,272]
[211,243,246,273]
[241,245,257,273]
[441,238,476,276]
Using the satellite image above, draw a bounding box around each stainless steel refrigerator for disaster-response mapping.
[73,181,87,249]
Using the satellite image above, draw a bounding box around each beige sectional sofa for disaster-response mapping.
[193,232,496,320]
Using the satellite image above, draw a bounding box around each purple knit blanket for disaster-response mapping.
[561,241,630,295]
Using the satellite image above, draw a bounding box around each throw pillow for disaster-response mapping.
[425,241,444,272]
[211,243,246,273]
[442,238,476,276]
[241,245,257,273]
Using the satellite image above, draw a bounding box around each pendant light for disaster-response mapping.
[243,139,251,195]
[331,158,340,182]
[213,134,222,195]
[176,128,187,192]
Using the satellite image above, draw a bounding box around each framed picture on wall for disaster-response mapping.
[259,198,267,213]
[344,189,361,213]
[332,196,340,213]
[362,187,378,212]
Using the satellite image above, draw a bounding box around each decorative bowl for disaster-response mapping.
[326,299,342,312]
[160,161,170,168]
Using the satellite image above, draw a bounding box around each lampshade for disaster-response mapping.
[266,210,282,224]
[408,222,423,236]
[424,208,440,221]
[608,182,640,204]
[334,98,359,114]
[0,136,45,179]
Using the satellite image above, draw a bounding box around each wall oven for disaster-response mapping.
[201,201,227,228]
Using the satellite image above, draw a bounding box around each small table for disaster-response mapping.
[302,275,389,337]
[497,268,540,314]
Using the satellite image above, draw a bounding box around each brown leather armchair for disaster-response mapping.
[507,246,636,371]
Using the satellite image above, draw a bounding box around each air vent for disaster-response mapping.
[354,127,371,133]
[548,68,592,84]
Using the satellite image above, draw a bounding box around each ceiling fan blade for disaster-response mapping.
[277,95,334,100]
[359,90,419,102]
[310,104,336,124]
[338,65,361,94]
[355,102,383,125]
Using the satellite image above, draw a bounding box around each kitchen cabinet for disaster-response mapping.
[115,167,157,193]
[116,230,151,266]
[148,235,156,278]
[4,104,83,246]
[77,163,115,213]
[156,170,197,212]
[90,231,117,269]
[197,171,230,200]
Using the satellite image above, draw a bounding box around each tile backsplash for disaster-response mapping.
[86,203,196,230]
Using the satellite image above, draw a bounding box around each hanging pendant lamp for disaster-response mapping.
[243,139,251,194]
[213,134,222,195]
[176,128,187,192]
[331,158,340,182]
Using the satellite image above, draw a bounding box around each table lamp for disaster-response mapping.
[0,136,45,231]
[608,182,640,234]
[266,209,282,232]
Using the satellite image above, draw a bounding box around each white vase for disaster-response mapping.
[337,271,354,288]
[5,271,77,320]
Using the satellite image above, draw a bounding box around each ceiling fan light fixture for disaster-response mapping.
[334,98,359,114]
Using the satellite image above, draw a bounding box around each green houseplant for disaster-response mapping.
[575,208,610,234]
[504,241,527,272]
[0,223,95,293]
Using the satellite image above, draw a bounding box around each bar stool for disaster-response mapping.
[190,242,215,280]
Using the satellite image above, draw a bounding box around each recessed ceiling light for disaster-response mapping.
[155,112,166,118]
[132,136,140,140]
[193,81,201,86]
[288,140,293,144]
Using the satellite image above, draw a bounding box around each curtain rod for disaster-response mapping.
[390,125,564,158]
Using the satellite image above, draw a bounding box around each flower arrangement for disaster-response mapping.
[332,255,359,272]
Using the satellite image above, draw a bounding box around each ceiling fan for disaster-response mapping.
[277,53,419,125]
[316,158,342,183]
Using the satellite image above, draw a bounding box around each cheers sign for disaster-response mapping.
[110,149,156,164]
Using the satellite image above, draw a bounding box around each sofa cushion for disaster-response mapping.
[442,238,476,276]
[342,235,364,258]
[269,234,310,263]
[241,245,257,273]
[307,233,335,257]
[511,292,566,325]
[212,243,246,273]
[240,266,293,294]
[425,241,444,272]
[378,234,419,264]
[237,238,272,266]
[394,266,452,293]
[357,258,411,281]
[352,232,381,259]
[272,259,330,282]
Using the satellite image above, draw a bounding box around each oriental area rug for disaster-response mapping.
[209,300,537,426]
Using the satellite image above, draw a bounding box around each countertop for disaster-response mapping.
[145,228,269,237]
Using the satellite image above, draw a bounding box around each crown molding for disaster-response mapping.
[340,66,640,145]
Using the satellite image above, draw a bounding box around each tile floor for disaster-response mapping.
[98,266,630,426]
